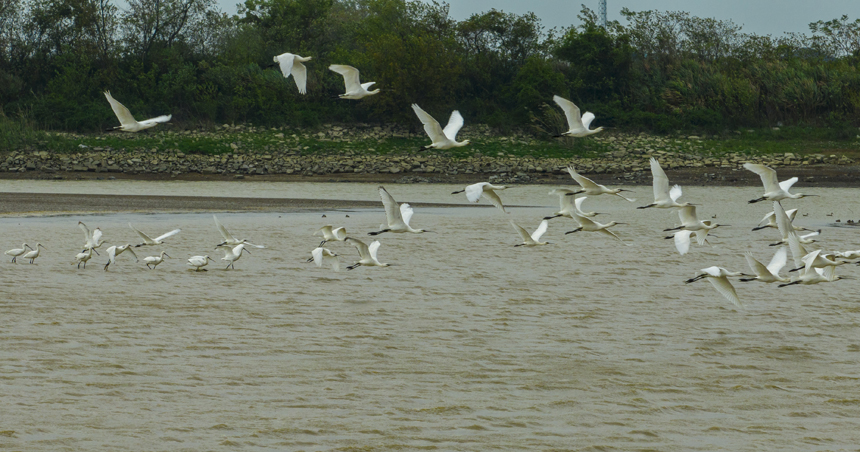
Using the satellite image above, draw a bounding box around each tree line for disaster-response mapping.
[1,0,859,134]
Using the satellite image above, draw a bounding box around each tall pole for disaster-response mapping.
[598,0,607,28]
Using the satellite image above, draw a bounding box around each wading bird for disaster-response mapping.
[213,215,265,249]
[271,52,311,94]
[311,247,340,272]
[345,238,388,270]
[143,251,170,269]
[369,186,430,235]
[544,190,600,220]
[187,255,214,271]
[129,223,181,247]
[739,247,790,284]
[104,244,139,271]
[221,243,250,269]
[74,248,93,269]
[744,163,816,203]
[685,266,749,308]
[452,182,509,213]
[411,104,470,151]
[329,65,379,99]
[104,91,171,132]
[565,166,635,202]
[552,95,604,137]
[638,158,692,209]
[21,243,46,264]
[314,225,348,247]
[5,243,32,263]
[79,221,104,254]
[511,219,550,246]
[565,213,625,242]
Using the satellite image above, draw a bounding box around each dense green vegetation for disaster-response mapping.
[1,0,859,136]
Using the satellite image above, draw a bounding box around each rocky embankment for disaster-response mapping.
[1,127,856,184]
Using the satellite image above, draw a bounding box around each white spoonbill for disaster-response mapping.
[544,190,601,220]
[345,238,388,270]
[104,91,171,132]
[21,243,46,264]
[272,52,311,94]
[104,244,139,271]
[685,266,750,308]
[744,163,816,203]
[329,65,379,99]
[788,248,849,273]
[511,219,550,246]
[79,221,104,254]
[187,255,214,271]
[5,243,32,263]
[668,229,710,256]
[143,251,170,269]
[836,250,860,260]
[221,243,250,269]
[129,223,181,247]
[552,95,604,137]
[452,182,509,213]
[74,248,93,269]
[739,247,790,283]
[311,247,340,272]
[369,186,430,235]
[213,215,265,249]
[664,205,726,234]
[565,166,635,201]
[565,212,625,242]
[638,158,692,209]
[411,104,470,151]
[752,208,810,232]
[315,225,348,247]
[770,229,820,247]
[779,259,844,287]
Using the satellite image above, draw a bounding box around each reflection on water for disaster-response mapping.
[1,182,860,450]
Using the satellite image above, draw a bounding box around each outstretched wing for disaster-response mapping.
[442,110,465,140]
[553,95,582,130]
[766,247,788,276]
[580,111,596,130]
[400,203,414,227]
[743,163,780,193]
[674,230,693,255]
[154,229,181,242]
[709,277,742,308]
[744,252,769,278]
[412,104,446,144]
[104,91,137,127]
[292,60,308,94]
[346,237,369,259]
[669,185,683,203]
[368,240,382,262]
[531,220,549,242]
[91,228,103,246]
[464,183,487,203]
[129,223,153,243]
[79,222,92,242]
[779,177,798,192]
[311,247,325,268]
[329,64,361,92]
[125,246,139,263]
[137,115,171,126]
[481,189,507,213]
[509,220,532,243]
[213,215,234,241]
[649,157,670,203]
[274,52,295,79]
[566,166,600,190]
[378,186,403,226]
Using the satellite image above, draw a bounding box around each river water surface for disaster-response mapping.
[2,181,860,451]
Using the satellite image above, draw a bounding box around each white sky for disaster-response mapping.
[217,1,860,37]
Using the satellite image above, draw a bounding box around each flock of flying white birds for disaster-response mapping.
[5,52,860,307]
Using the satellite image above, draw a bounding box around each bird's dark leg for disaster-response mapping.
[543,214,562,220]
[564,228,583,235]
[451,189,465,195]
[685,274,706,284]
[29,259,34,264]
[739,278,757,282]
[778,281,801,288]
[346,263,361,270]
[748,197,766,204]
[104,262,110,271]
[368,229,390,236]
[789,266,803,272]
[318,240,327,247]
[93,249,100,256]
[751,225,768,231]
[11,257,15,263]
[637,204,656,209]
[663,226,683,232]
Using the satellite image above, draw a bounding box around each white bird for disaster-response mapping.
[770,229,820,247]
[774,202,837,270]
[638,158,692,209]
[788,248,849,274]
[143,251,170,269]
[104,244,139,271]
[272,52,311,94]
[187,255,214,271]
[213,215,265,249]
[835,250,860,260]
[369,186,430,235]
[411,104,470,151]
[74,248,93,269]
[21,243,46,264]
[221,243,250,269]
[511,219,550,246]
[744,163,816,203]
[669,229,710,256]
[79,221,104,254]
[345,238,389,270]
[664,205,725,234]
[739,247,790,283]
[311,247,340,272]
[129,223,181,247]
[752,208,811,232]
[545,190,600,220]
[314,225,348,247]
[552,95,604,137]
[329,64,379,100]
[5,243,32,263]
[779,257,844,287]
[565,212,625,242]
[452,182,508,213]
[565,166,635,201]
[104,91,171,132]
[685,266,749,308]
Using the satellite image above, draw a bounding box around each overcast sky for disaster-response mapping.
[219,0,860,37]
